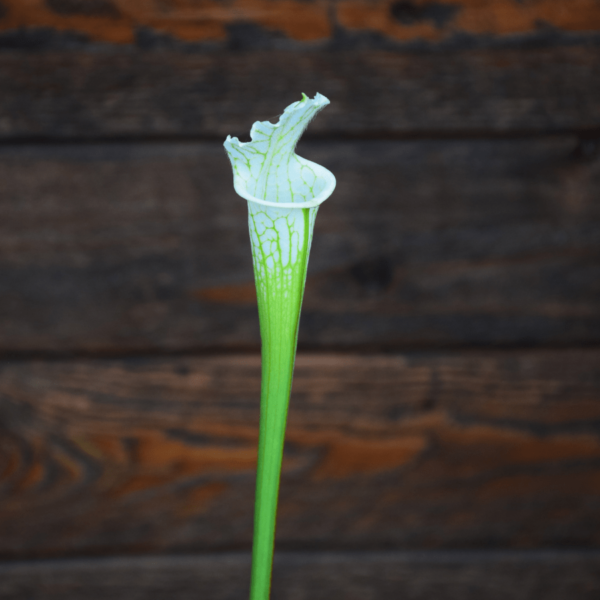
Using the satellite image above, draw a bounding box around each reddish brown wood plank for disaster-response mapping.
[336,0,600,42]
[0,47,599,138]
[0,0,332,44]
[0,137,598,352]
[0,351,599,558]
[0,551,599,600]
[0,0,599,45]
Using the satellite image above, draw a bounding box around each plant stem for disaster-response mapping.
[249,208,311,600]
[224,94,335,600]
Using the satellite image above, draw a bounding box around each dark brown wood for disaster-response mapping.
[0,137,598,352]
[1,551,599,600]
[1,3,597,584]
[0,47,599,139]
[1,351,599,558]
[2,0,599,47]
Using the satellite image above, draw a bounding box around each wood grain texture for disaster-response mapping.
[0,47,599,138]
[0,137,598,352]
[1,351,599,558]
[0,0,332,44]
[336,0,600,42]
[1,551,599,600]
[0,0,599,45]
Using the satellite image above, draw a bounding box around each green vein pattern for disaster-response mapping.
[224,93,336,600]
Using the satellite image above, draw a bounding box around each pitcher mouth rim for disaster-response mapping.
[234,161,336,209]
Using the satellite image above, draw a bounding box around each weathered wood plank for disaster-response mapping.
[0,137,598,352]
[1,0,599,46]
[0,47,599,138]
[1,551,599,600]
[1,351,599,558]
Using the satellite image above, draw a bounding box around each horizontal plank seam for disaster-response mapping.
[2,342,600,362]
[1,549,600,571]
[0,129,599,145]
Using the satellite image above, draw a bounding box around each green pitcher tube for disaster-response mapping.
[224,93,336,600]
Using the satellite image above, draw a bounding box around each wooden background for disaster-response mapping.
[1,1,600,598]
